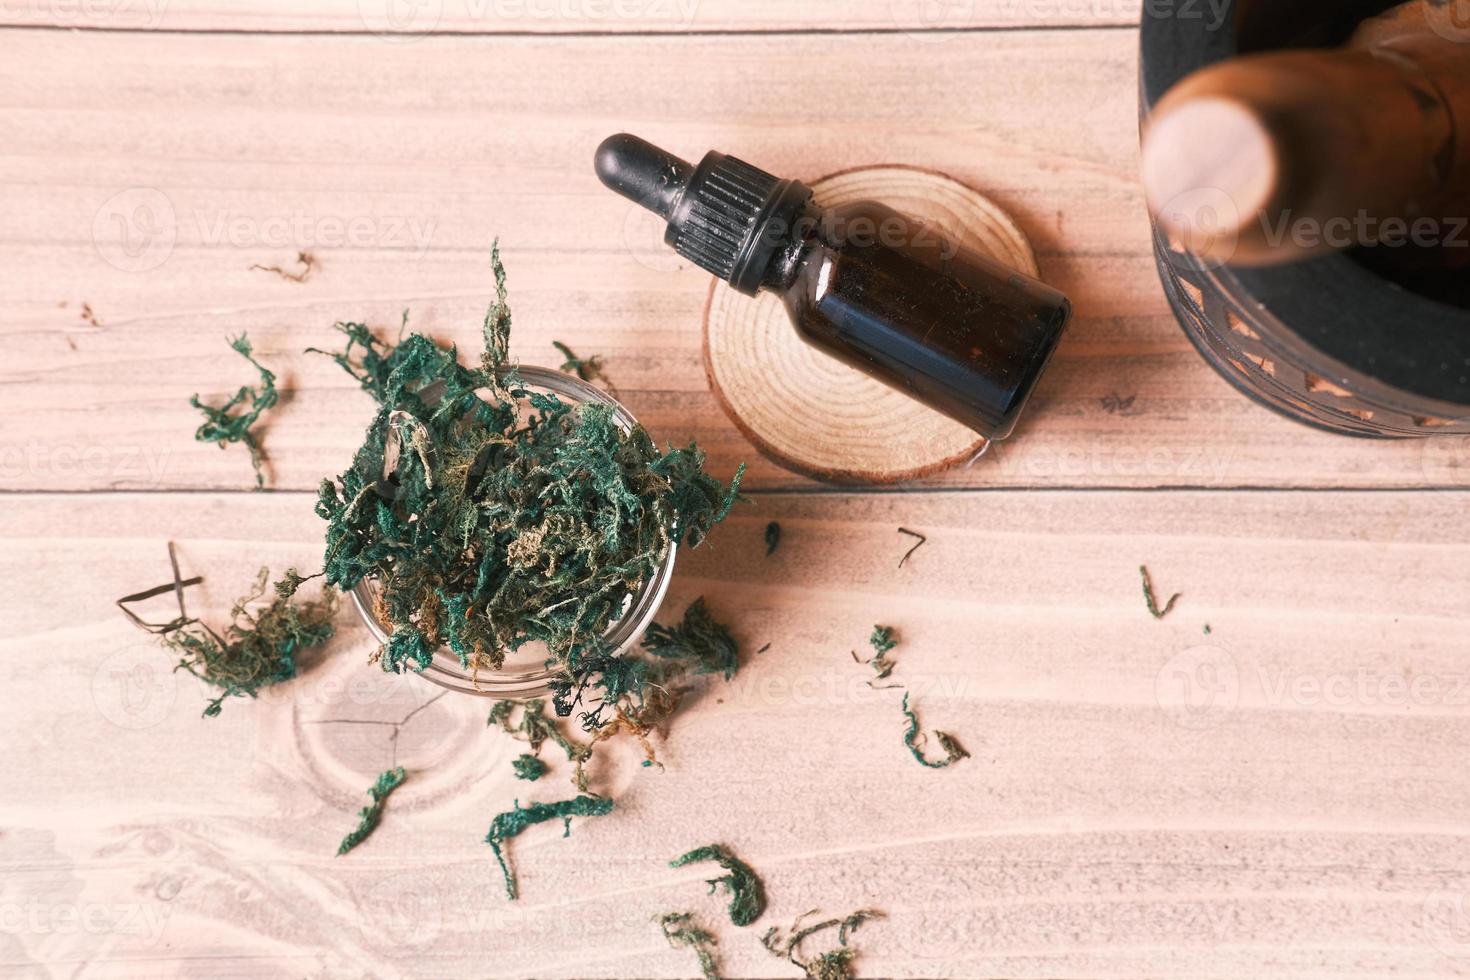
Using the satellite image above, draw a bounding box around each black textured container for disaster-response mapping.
[1140,0,1470,436]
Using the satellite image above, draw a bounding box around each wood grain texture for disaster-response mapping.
[3,27,1466,493]
[705,166,1024,484]
[0,0,1146,33]
[3,489,1469,978]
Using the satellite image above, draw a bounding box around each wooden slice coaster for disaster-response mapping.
[703,165,1041,485]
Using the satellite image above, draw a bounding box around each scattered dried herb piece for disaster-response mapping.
[80,302,100,326]
[337,766,407,856]
[762,909,883,980]
[1203,623,1212,635]
[1140,565,1181,620]
[511,754,546,781]
[191,333,279,489]
[551,339,612,390]
[314,244,743,684]
[484,795,614,900]
[487,699,593,790]
[901,691,969,769]
[896,528,926,568]
[670,844,766,927]
[853,624,898,684]
[642,597,739,682]
[756,642,771,655]
[765,521,781,557]
[120,549,336,718]
[251,250,316,283]
[656,912,720,980]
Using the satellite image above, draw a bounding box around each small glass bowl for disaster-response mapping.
[349,365,677,700]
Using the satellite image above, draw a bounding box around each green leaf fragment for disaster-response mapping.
[511,754,547,781]
[191,333,279,489]
[669,843,766,927]
[485,795,614,900]
[765,521,781,557]
[901,691,969,769]
[337,767,408,856]
[1140,564,1181,620]
[642,597,740,682]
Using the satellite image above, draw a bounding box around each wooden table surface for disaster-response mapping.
[4,3,1470,977]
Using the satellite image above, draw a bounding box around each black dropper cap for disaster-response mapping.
[595,133,813,295]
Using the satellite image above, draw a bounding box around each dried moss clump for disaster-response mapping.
[314,244,743,686]
[762,909,883,980]
[164,568,336,717]
[337,767,408,856]
[657,912,720,980]
[670,843,766,927]
[191,333,279,489]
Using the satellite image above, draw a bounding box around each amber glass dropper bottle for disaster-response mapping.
[595,133,1072,442]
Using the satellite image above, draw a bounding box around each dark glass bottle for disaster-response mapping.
[595,134,1071,442]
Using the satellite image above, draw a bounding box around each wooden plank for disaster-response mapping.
[2,27,1465,493]
[2,489,1468,977]
[0,0,1145,34]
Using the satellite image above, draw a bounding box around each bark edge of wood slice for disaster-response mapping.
[702,164,1041,486]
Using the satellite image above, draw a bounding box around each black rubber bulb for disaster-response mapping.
[594,133,1072,443]
[594,134,693,221]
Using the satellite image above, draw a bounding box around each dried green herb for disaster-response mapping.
[551,339,612,390]
[337,766,407,856]
[251,249,316,283]
[656,912,720,980]
[762,909,883,980]
[487,698,593,789]
[901,692,969,769]
[642,597,739,682]
[670,844,766,927]
[314,244,743,686]
[765,521,781,557]
[896,527,926,567]
[1203,623,1212,635]
[851,625,898,686]
[511,754,546,781]
[484,795,614,900]
[1140,565,1181,620]
[191,333,279,489]
[120,549,336,718]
